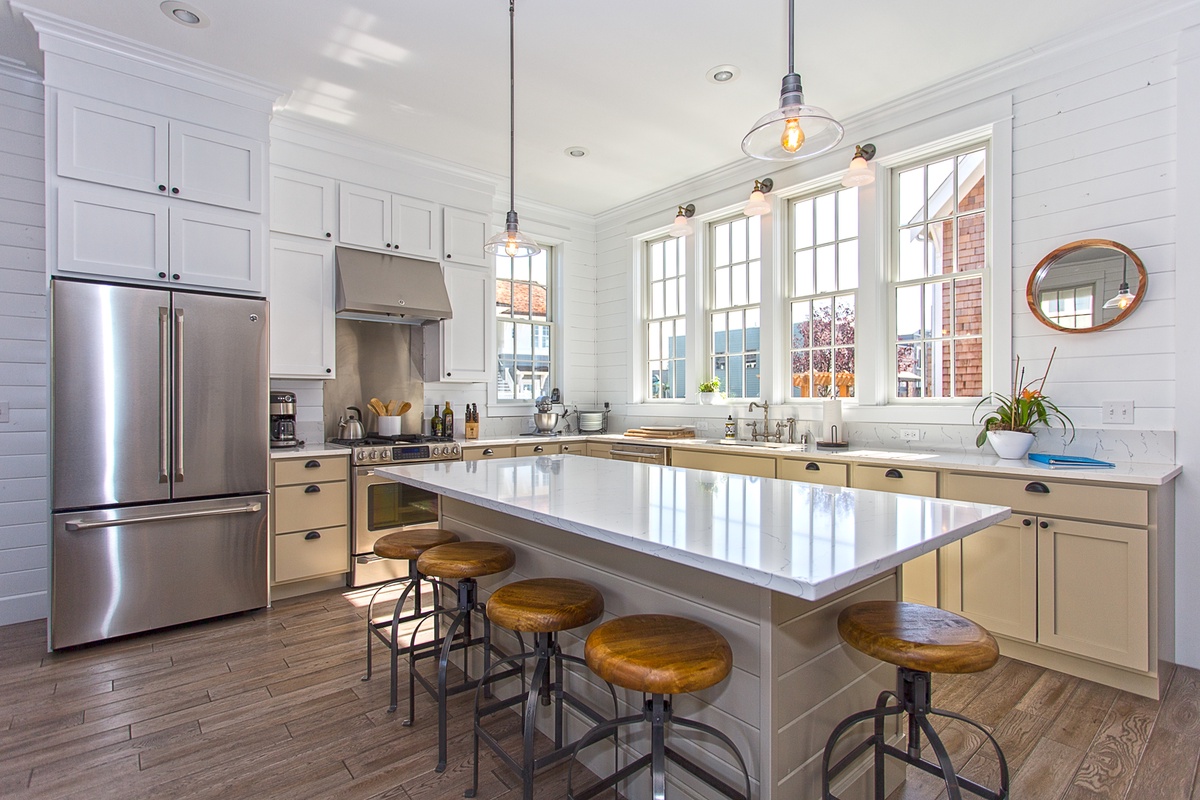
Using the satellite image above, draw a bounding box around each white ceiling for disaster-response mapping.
[0,0,1174,215]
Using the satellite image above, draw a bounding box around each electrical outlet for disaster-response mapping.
[899,428,921,441]
[0,402,8,423]
[1102,400,1134,424]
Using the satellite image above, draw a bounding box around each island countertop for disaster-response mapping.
[376,454,1010,601]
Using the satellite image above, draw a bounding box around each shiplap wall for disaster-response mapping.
[0,68,48,625]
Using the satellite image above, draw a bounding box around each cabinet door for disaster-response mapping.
[271,167,335,240]
[274,526,350,584]
[1038,518,1149,671]
[851,465,939,606]
[443,207,490,267]
[586,443,612,459]
[560,442,586,455]
[57,182,169,282]
[269,237,335,378]
[941,517,1037,642]
[515,443,561,456]
[392,195,438,259]
[463,445,515,460]
[431,263,491,382]
[168,121,264,212]
[670,449,775,478]
[338,183,392,250]
[56,94,168,194]
[169,205,264,293]
[778,458,848,487]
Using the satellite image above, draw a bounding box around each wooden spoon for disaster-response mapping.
[397,401,412,416]
[368,398,388,417]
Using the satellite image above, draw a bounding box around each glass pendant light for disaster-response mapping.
[741,0,844,161]
[1102,254,1135,310]
[484,0,541,258]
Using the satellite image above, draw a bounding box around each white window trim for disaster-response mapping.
[707,210,765,402]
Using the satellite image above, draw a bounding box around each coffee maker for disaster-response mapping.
[269,391,298,448]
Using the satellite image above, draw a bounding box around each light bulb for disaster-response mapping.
[504,235,520,258]
[1117,293,1132,310]
[780,118,805,153]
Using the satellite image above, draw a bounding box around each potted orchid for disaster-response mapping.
[974,348,1074,459]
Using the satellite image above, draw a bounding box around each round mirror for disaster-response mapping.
[1026,239,1146,333]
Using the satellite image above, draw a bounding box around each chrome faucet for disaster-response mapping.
[748,400,770,441]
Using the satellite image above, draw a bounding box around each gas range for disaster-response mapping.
[329,434,462,466]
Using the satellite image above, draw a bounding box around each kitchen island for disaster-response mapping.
[377,455,1009,799]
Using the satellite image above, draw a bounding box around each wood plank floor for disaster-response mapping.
[2,586,1198,799]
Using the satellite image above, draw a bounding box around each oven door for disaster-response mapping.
[351,466,440,587]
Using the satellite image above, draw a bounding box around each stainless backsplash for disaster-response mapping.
[323,319,425,438]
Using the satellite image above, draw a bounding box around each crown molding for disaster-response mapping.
[0,55,39,82]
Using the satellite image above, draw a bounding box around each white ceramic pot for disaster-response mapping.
[987,430,1035,460]
[377,416,403,436]
[699,392,717,405]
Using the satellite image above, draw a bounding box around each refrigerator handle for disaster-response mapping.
[174,307,185,482]
[159,307,171,484]
[63,502,263,531]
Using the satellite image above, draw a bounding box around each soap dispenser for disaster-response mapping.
[725,415,736,439]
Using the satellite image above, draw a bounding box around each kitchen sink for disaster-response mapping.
[706,439,796,449]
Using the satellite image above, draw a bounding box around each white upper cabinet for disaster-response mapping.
[337,182,438,259]
[169,203,263,292]
[442,206,490,267]
[268,236,335,378]
[57,94,263,213]
[424,262,491,382]
[271,167,335,240]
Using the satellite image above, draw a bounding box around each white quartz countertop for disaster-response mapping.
[269,443,350,460]
[458,435,590,446]
[376,455,1010,601]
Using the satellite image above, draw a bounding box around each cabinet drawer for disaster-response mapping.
[672,449,775,478]
[463,445,515,460]
[559,442,586,455]
[943,472,1147,526]
[585,443,612,459]
[852,464,938,497]
[515,443,560,456]
[778,458,848,487]
[274,455,349,486]
[274,525,349,584]
[274,481,348,533]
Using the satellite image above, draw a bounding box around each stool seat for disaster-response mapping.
[373,528,460,560]
[584,614,732,695]
[838,600,999,675]
[417,541,515,580]
[487,578,604,633]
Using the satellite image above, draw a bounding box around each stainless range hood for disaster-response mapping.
[335,246,453,324]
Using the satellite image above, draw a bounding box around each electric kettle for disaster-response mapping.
[339,406,366,440]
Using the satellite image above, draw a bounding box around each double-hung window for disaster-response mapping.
[709,214,761,399]
[645,237,687,400]
[893,146,988,399]
[789,186,858,399]
[496,246,552,401]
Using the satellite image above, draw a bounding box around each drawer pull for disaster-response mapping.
[304,531,321,540]
[1024,481,1050,494]
[1039,520,1049,529]
[533,445,544,453]
[805,462,821,471]
[304,460,321,469]
[483,449,494,456]
[304,485,321,494]
[884,468,903,479]
[1022,518,1033,526]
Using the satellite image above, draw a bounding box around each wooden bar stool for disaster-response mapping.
[361,528,460,713]
[408,540,519,773]
[567,614,752,800]
[466,578,618,800]
[821,601,1009,800]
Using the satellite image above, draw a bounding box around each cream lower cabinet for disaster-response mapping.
[585,442,613,459]
[671,449,776,478]
[778,457,849,487]
[852,465,940,607]
[940,516,1037,642]
[462,444,515,461]
[559,441,586,455]
[515,442,560,456]
[271,454,350,585]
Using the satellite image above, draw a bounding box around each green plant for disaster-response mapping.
[974,348,1074,447]
[698,378,721,393]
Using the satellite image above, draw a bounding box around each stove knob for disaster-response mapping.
[369,449,379,461]
[451,445,460,456]
[433,446,443,456]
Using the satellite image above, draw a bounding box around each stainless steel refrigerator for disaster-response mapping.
[50,279,270,649]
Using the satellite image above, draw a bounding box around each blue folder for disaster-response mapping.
[1027,453,1115,468]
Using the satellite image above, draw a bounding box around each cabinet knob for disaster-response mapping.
[1022,518,1033,526]
[158,272,167,279]
[172,274,180,281]
[304,531,321,540]
[304,460,321,469]
[158,184,166,192]
[326,368,332,374]
[304,484,321,494]
[805,462,821,471]
[1024,481,1051,494]
[325,232,331,238]
[171,187,179,195]
[447,253,453,259]
[884,468,903,479]
[1039,520,1050,529]
[392,244,399,250]
[445,372,451,377]
[386,243,392,248]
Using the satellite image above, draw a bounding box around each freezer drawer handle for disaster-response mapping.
[64,502,263,531]
[304,460,321,468]
[884,468,904,479]
[1024,481,1050,494]
[304,485,321,494]
[304,531,321,540]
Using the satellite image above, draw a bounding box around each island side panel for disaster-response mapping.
[442,497,765,799]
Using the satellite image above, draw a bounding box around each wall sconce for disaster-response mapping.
[841,143,877,187]
[668,204,695,237]
[743,179,773,216]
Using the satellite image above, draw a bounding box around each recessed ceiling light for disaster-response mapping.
[706,65,740,84]
[564,146,589,158]
[160,1,210,28]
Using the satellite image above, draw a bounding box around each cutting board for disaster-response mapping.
[624,427,696,439]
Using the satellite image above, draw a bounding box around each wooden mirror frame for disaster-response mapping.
[1026,239,1147,333]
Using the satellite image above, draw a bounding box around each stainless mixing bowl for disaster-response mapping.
[533,412,559,432]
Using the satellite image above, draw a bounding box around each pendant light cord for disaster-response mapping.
[508,0,516,213]
[787,0,794,74]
